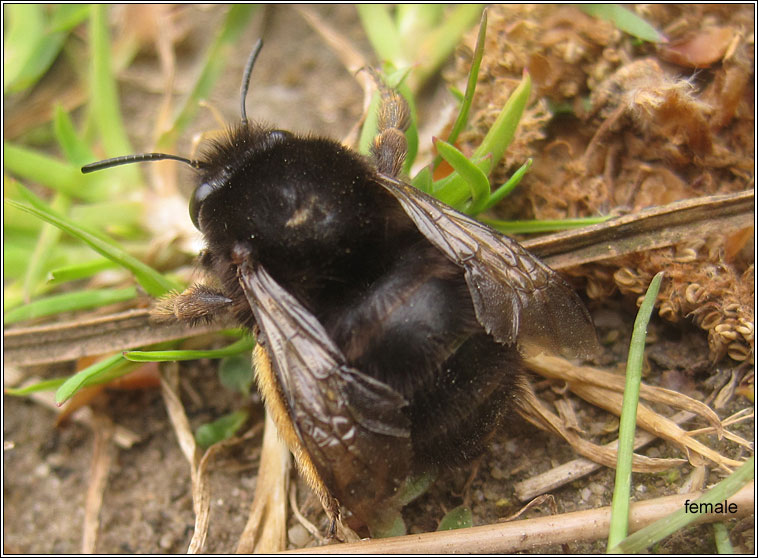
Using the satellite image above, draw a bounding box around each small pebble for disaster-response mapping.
[288,524,311,547]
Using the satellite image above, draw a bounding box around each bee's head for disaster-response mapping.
[81,40,266,233]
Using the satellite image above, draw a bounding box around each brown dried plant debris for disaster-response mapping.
[449,4,754,363]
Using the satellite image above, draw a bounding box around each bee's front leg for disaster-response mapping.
[151,284,233,325]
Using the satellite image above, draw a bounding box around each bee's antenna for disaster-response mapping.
[240,39,264,126]
[81,153,204,174]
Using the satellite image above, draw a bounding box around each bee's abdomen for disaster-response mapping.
[325,240,524,468]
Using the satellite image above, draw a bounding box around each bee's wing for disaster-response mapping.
[237,259,412,515]
[379,175,598,359]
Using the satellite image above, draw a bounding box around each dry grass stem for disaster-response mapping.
[527,354,722,432]
[81,412,116,553]
[286,482,754,554]
[3,309,233,367]
[568,382,743,471]
[685,408,754,450]
[514,410,697,502]
[523,190,754,271]
[296,6,372,149]
[499,494,556,523]
[236,413,291,553]
[526,354,744,469]
[519,354,746,474]
[518,381,684,472]
[159,363,211,553]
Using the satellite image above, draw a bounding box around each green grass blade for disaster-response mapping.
[4,238,40,280]
[442,9,487,149]
[481,215,610,234]
[3,4,70,94]
[53,104,96,166]
[55,353,127,404]
[609,457,754,553]
[607,271,664,550]
[396,5,445,36]
[47,259,119,285]
[7,188,178,297]
[712,522,734,554]
[357,5,404,64]
[6,377,67,396]
[413,5,483,87]
[22,193,71,299]
[123,337,255,362]
[581,4,666,43]
[3,142,106,201]
[4,287,137,325]
[434,138,490,214]
[429,155,491,210]
[411,165,433,193]
[88,5,139,190]
[49,4,91,33]
[68,201,143,232]
[472,70,531,174]
[156,5,258,150]
[480,158,532,212]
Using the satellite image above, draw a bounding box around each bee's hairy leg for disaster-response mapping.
[368,68,411,178]
[151,283,233,325]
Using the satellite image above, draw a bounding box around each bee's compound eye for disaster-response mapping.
[189,182,214,229]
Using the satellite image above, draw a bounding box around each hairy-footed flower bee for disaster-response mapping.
[83,40,598,537]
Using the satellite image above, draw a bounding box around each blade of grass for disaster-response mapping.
[472,70,531,172]
[47,259,119,285]
[89,4,139,190]
[411,165,433,193]
[396,5,445,37]
[123,337,255,362]
[69,201,143,231]
[581,4,666,43]
[55,353,127,404]
[3,4,73,94]
[156,5,258,150]
[49,4,91,33]
[53,104,96,166]
[4,239,40,281]
[480,158,532,212]
[22,193,71,300]
[712,522,733,554]
[3,142,106,201]
[481,215,611,235]
[7,187,178,297]
[4,287,137,325]
[434,138,490,214]
[435,9,487,165]
[357,5,404,65]
[429,152,490,204]
[413,5,483,88]
[433,71,531,208]
[607,271,664,550]
[608,457,754,553]
[6,377,68,397]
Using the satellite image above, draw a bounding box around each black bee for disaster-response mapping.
[83,41,597,536]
